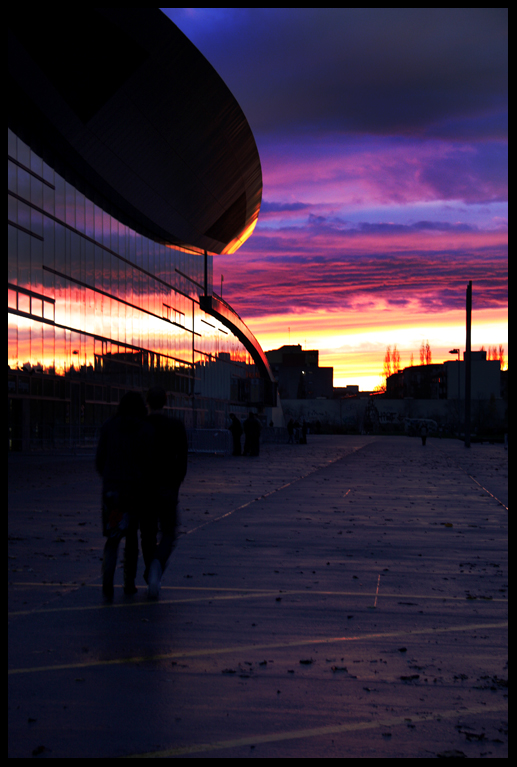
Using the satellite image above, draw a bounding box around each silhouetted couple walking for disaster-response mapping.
[95,388,187,601]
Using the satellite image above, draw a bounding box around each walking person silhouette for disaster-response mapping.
[141,387,188,599]
[95,392,152,601]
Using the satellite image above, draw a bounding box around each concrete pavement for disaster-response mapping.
[8,436,508,758]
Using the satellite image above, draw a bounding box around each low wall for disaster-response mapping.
[280,397,507,435]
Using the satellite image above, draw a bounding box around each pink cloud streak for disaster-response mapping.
[260,137,507,207]
[218,227,507,320]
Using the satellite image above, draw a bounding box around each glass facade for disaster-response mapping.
[8,129,261,448]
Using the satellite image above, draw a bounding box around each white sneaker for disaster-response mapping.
[147,559,162,600]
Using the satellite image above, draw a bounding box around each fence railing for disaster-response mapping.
[14,425,289,454]
[186,428,232,455]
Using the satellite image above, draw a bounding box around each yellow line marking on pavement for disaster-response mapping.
[8,591,280,616]
[122,703,507,758]
[8,586,508,616]
[8,585,508,616]
[8,620,507,675]
[10,581,509,600]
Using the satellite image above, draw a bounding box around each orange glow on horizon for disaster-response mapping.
[246,305,508,392]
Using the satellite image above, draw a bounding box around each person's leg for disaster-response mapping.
[147,495,178,599]
[102,536,119,601]
[123,523,139,594]
[155,494,178,575]
[139,514,158,583]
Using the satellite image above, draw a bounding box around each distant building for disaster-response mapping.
[266,344,333,399]
[333,385,360,398]
[444,352,501,400]
[386,351,502,400]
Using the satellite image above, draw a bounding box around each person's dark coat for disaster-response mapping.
[95,392,153,536]
[96,412,152,503]
[147,412,188,503]
[243,413,261,456]
[229,414,243,456]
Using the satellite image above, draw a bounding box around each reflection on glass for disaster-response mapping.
[8,130,261,421]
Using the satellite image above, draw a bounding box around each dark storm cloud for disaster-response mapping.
[163,8,507,139]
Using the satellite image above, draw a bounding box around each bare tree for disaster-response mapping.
[482,344,505,366]
[383,346,392,385]
[392,344,401,373]
[420,340,432,365]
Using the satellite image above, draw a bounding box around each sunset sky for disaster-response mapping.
[163,8,508,390]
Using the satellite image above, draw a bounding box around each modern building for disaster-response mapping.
[8,8,278,450]
[266,344,333,399]
[444,352,501,401]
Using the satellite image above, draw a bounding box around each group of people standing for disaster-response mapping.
[228,412,261,456]
[95,388,187,602]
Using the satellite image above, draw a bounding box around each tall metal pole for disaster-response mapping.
[464,280,472,448]
[204,249,208,296]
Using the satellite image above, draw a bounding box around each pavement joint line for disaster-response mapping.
[8,620,507,675]
[121,703,508,758]
[434,445,508,510]
[467,474,508,510]
[185,447,366,535]
[372,574,381,609]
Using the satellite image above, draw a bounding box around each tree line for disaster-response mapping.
[382,340,432,382]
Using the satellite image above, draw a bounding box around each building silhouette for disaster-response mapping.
[266,345,333,399]
[8,9,278,449]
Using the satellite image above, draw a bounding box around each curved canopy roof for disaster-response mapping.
[8,8,262,254]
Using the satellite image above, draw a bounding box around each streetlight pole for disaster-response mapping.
[465,281,472,448]
[448,349,460,434]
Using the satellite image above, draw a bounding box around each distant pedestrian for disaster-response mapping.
[243,412,261,456]
[228,413,243,456]
[142,387,188,599]
[300,420,308,444]
[420,424,428,446]
[95,392,152,601]
[287,418,294,444]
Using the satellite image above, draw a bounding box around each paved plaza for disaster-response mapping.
[8,436,507,758]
